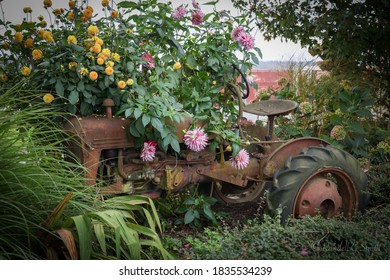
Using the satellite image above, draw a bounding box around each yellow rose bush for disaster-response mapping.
[0,0,261,153]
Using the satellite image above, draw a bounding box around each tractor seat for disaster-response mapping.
[243,99,298,117]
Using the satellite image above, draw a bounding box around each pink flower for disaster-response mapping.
[300,248,309,257]
[231,26,245,41]
[141,53,155,69]
[172,6,186,20]
[183,127,208,152]
[191,10,204,25]
[140,140,157,162]
[238,32,255,50]
[192,0,201,10]
[230,149,250,169]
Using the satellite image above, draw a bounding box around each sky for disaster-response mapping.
[1,0,314,62]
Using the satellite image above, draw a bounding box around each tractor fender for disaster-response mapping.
[262,137,330,178]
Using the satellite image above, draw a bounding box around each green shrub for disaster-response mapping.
[0,84,171,260]
[164,206,390,260]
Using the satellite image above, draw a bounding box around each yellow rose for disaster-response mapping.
[21,66,31,76]
[39,20,47,28]
[37,29,45,38]
[0,74,8,82]
[126,78,134,86]
[96,57,105,65]
[112,53,120,61]
[43,93,55,103]
[91,36,103,46]
[53,8,64,16]
[89,71,98,81]
[67,35,77,44]
[32,49,43,60]
[68,1,76,9]
[79,67,89,76]
[106,61,114,68]
[67,12,75,21]
[83,9,93,19]
[111,10,118,18]
[102,0,109,7]
[23,7,32,13]
[15,32,23,43]
[68,61,78,71]
[43,0,53,8]
[43,31,54,43]
[105,66,114,75]
[90,44,101,54]
[118,80,126,89]
[173,62,181,70]
[86,6,94,13]
[87,25,99,36]
[24,38,34,48]
[101,48,111,58]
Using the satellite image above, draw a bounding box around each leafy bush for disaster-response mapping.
[268,61,389,161]
[174,196,217,227]
[0,0,261,154]
[0,85,171,260]
[157,185,218,228]
[164,207,390,260]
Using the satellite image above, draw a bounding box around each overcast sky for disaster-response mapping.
[1,0,313,61]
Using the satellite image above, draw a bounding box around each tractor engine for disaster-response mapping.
[63,104,264,198]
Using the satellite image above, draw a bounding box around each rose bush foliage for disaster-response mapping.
[0,0,261,154]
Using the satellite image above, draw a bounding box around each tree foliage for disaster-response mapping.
[233,0,389,128]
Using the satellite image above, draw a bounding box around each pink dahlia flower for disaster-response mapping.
[140,140,157,162]
[183,127,208,152]
[231,26,245,41]
[191,10,204,25]
[172,6,186,20]
[238,32,255,50]
[141,53,155,69]
[230,149,250,169]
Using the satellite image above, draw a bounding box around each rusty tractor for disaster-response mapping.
[64,67,369,222]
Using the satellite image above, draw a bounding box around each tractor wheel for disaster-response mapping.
[212,181,266,204]
[269,145,369,223]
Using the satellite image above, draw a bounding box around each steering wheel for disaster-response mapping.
[227,64,250,99]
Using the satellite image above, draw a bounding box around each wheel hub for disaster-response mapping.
[295,176,343,218]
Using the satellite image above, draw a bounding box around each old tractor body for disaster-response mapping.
[64,66,369,222]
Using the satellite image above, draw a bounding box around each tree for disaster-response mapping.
[232,0,390,130]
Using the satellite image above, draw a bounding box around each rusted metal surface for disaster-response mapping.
[213,181,267,204]
[263,137,330,178]
[293,168,358,218]
[197,158,262,187]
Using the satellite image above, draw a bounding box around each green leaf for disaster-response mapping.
[93,223,107,256]
[134,108,142,119]
[142,114,151,126]
[77,80,85,92]
[186,55,198,69]
[349,123,366,135]
[184,210,195,224]
[170,137,180,153]
[129,124,141,137]
[68,91,79,105]
[151,117,163,132]
[135,118,145,135]
[232,142,241,157]
[250,52,260,65]
[117,1,138,8]
[55,80,64,96]
[71,215,92,260]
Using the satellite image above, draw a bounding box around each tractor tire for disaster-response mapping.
[269,145,369,223]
